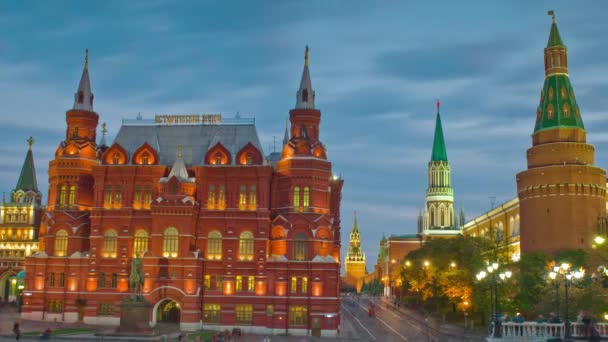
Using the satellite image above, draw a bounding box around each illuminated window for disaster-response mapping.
[203,304,220,323]
[563,103,570,117]
[102,229,118,258]
[294,233,307,261]
[111,273,118,288]
[59,272,65,287]
[133,229,148,257]
[293,187,300,209]
[143,185,152,209]
[289,306,307,326]
[98,303,114,316]
[163,227,179,258]
[47,300,64,313]
[239,185,247,210]
[49,273,55,288]
[68,185,76,208]
[114,185,122,208]
[216,275,223,291]
[236,276,243,292]
[218,185,226,210]
[246,154,253,165]
[59,185,67,208]
[430,207,435,227]
[142,152,149,165]
[208,185,216,209]
[214,153,222,165]
[301,277,308,293]
[104,185,112,208]
[248,276,255,292]
[133,185,142,208]
[235,304,253,324]
[54,229,68,256]
[204,275,211,290]
[303,187,310,209]
[207,231,222,260]
[249,185,257,210]
[238,231,254,261]
[98,272,105,288]
[112,153,120,164]
[291,277,297,293]
[440,208,445,226]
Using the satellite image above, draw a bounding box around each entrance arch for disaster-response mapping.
[153,299,181,324]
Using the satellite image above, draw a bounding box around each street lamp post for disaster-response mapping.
[548,262,585,339]
[477,262,511,338]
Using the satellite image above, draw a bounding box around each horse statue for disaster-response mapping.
[129,255,145,298]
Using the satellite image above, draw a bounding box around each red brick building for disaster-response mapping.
[22,47,344,336]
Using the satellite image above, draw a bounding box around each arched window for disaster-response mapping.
[133,229,149,257]
[77,91,84,103]
[68,185,76,208]
[302,89,308,102]
[440,207,445,227]
[59,185,67,208]
[293,187,300,209]
[114,185,122,208]
[163,227,179,258]
[429,207,435,227]
[515,215,520,236]
[142,152,149,165]
[54,229,68,257]
[218,185,226,210]
[249,185,257,210]
[207,231,222,260]
[303,187,310,209]
[239,185,247,210]
[509,217,515,237]
[239,231,254,261]
[113,153,120,165]
[102,229,118,258]
[294,233,307,261]
[104,185,112,208]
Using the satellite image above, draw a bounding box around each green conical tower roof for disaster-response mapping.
[431,101,448,162]
[15,137,38,192]
[380,232,386,243]
[547,12,564,47]
[534,12,584,133]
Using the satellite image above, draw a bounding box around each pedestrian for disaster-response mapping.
[536,314,546,323]
[13,322,20,341]
[177,332,185,342]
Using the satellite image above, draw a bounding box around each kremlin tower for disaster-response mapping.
[344,212,366,292]
[516,12,606,254]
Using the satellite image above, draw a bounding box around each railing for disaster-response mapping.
[491,322,608,339]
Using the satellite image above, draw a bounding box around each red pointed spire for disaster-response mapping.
[436,99,440,113]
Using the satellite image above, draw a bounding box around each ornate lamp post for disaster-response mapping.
[548,262,585,339]
[477,262,511,338]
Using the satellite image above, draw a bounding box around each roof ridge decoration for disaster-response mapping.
[73,49,94,112]
[15,136,39,193]
[534,11,584,133]
[431,100,448,162]
[295,45,315,109]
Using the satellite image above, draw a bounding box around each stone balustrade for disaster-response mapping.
[490,322,608,340]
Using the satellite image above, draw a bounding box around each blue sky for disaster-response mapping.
[1,1,608,271]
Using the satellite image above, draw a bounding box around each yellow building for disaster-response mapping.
[0,137,43,302]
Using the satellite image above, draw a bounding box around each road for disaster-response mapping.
[340,296,484,342]
[340,297,431,341]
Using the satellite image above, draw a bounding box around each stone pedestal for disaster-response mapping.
[115,296,154,335]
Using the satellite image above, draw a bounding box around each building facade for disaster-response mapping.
[0,138,43,302]
[22,47,344,336]
[343,213,366,292]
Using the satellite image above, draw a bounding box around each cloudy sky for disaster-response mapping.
[1,1,608,271]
